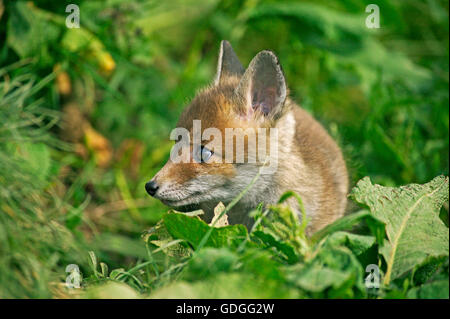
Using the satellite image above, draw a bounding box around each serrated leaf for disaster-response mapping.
[351,176,449,285]
[413,256,448,286]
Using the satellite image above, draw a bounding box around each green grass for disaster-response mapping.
[0,0,448,298]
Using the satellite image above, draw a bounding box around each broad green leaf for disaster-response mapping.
[183,248,239,281]
[163,212,248,250]
[323,232,376,257]
[143,221,190,258]
[251,230,299,264]
[311,209,385,245]
[351,176,449,285]
[406,280,449,299]
[287,265,350,293]
[240,249,286,282]
[322,231,379,269]
[285,246,366,298]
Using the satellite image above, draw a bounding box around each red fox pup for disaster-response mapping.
[146,40,348,235]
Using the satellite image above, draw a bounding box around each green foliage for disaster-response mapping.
[163,213,248,250]
[406,280,449,299]
[7,2,60,63]
[83,176,448,299]
[245,2,432,93]
[0,68,87,298]
[0,0,448,298]
[351,176,449,285]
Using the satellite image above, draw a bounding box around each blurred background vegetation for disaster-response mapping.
[0,0,448,298]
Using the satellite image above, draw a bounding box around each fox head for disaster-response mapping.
[146,41,290,214]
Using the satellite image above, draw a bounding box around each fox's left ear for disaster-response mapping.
[214,40,245,85]
[235,50,287,120]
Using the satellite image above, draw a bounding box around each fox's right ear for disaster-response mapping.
[235,50,287,120]
[214,40,245,85]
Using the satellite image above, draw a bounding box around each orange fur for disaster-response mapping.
[147,45,348,235]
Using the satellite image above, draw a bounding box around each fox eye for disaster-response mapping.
[193,145,213,163]
[200,146,213,163]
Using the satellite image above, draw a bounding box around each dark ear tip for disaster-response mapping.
[252,51,284,77]
[215,40,244,85]
[221,40,232,49]
[220,40,233,51]
[255,50,281,64]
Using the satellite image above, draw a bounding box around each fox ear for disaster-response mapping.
[235,50,286,119]
[214,40,245,85]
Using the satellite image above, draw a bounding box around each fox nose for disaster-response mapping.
[145,180,159,196]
